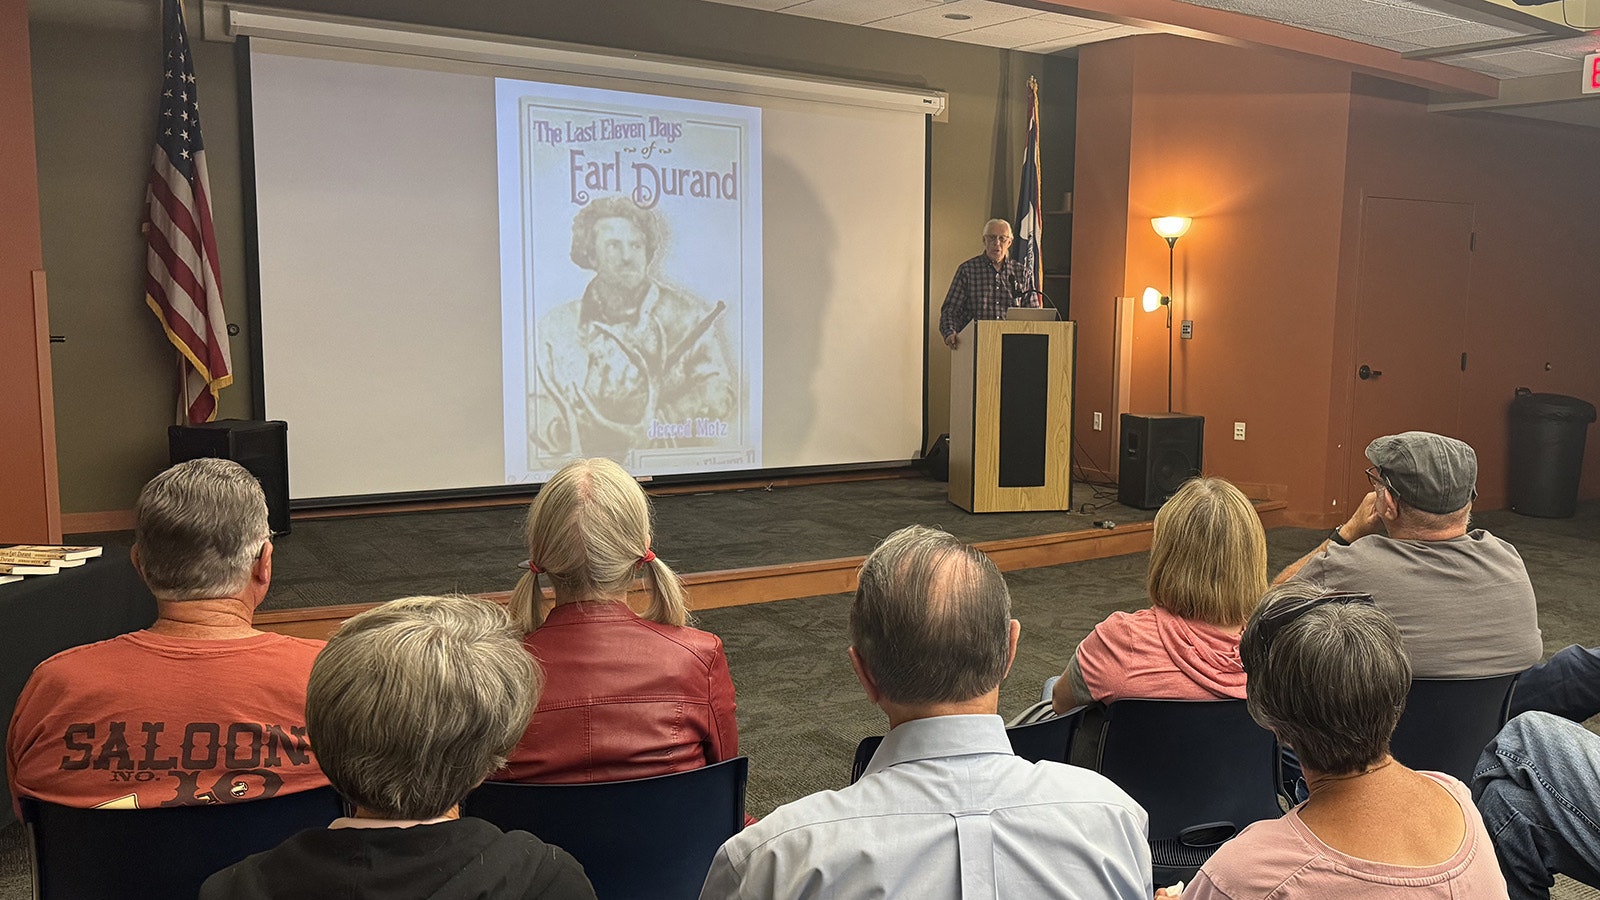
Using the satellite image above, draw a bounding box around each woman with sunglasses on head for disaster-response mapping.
[1174,583,1509,899]
[1051,476,1267,713]
[495,457,739,785]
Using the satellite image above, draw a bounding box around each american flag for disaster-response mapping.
[144,0,232,424]
[1012,75,1043,304]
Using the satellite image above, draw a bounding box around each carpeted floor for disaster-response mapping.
[69,476,1154,611]
[6,498,1599,898]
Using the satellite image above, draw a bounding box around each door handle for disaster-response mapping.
[1358,365,1383,381]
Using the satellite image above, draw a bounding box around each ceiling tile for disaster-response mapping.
[1522,32,1600,58]
[871,0,1036,38]
[782,0,944,26]
[1303,4,1459,37]
[1020,23,1150,53]
[699,0,806,11]
[948,12,1105,48]
[1460,47,1584,75]
[1305,25,1425,51]
[1372,0,1488,14]
[1402,20,1538,48]
[1447,56,1526,77]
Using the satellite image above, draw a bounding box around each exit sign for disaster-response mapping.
[1587,52,1600,94]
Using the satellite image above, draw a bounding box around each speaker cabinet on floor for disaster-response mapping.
[1118,413,1204,510]
[169,420,292,535]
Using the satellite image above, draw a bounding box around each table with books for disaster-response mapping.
[0,545,157,827]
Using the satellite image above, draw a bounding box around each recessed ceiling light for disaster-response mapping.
[944,12,971,19]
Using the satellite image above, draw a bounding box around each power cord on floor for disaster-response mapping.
[1071,437,1121,515]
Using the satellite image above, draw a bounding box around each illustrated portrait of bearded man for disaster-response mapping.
[530,195,738,465]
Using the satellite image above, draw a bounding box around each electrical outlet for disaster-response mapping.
[1180,319,1194,339]
[1233,422,1246,441]
[1093,412,1103,431]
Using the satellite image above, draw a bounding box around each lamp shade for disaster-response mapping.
[1151,216,1192,240]
[1142,287,1165,312]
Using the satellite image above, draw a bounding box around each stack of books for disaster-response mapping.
[0,545,104,585]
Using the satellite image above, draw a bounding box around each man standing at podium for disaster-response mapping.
[938,218,1036,349]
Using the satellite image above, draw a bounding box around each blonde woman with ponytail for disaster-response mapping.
[496,458,740,783]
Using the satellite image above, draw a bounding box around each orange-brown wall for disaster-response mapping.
[0,0,59,543]
[1074,35,1600,524]
[1336,77,1600,510]
[1069,39,1134,481]
[1075,36,1353,525]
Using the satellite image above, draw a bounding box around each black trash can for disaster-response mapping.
[1508,391,1596,518]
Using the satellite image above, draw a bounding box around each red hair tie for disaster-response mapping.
[640,550,656,564]
[527,562,543,574]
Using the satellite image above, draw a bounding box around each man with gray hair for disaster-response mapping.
[1275,431,1600,720]
[6,458,327,812]
[699,525,1150,900]
[938,218,1037,349]
[1274,431,1544,681]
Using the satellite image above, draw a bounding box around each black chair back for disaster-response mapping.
[1389,674,1519,783]
[849,710,1083,784]
[463,757,748,900]
[22,786,344,900]
[1074,699,1281,886]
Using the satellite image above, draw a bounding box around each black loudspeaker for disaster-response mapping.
[1118,413,1204,510]
[168,419,292,535]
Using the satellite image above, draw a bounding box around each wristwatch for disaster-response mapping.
[1328,527,1351,547]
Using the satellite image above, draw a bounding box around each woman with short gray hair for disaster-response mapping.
[1174,584,1508,899]
[201,596,596,899]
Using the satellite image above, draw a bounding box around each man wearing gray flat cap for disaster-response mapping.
[1274,431,1544,682]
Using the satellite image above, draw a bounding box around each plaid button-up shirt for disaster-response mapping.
[938,254,1036,339]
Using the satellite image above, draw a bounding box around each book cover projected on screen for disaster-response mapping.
[497,79,764,485]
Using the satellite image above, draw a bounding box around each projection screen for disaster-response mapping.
[244,22,933,501]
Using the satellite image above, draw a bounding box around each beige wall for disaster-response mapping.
[31,16,250,518]
[33,0,1063,514]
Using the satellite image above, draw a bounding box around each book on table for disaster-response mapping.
[0,550,86,569]
[0,561,62,576]
[4,544,103,560]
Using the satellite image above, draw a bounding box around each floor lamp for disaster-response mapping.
[1142,216,1191,413]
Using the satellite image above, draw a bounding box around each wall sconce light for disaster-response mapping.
[1141,286,1168,315]
[1147,216,1192,413]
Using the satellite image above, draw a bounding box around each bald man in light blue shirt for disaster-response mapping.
[699,526,1150,900]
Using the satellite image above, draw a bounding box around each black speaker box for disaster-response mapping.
[168,419,292,535]
[1118,413,1204,510]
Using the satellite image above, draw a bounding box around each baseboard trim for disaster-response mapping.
[1233,482,1290,502]
[62,509,136,534]
[256,501,1289,641]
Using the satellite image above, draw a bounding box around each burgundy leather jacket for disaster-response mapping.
[496,600,739,783]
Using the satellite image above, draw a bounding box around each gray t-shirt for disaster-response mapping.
[1293,529,1542,678]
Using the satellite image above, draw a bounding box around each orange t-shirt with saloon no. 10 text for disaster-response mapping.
[7,630,329,813]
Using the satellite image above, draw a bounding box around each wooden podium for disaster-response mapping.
[948,319,1076,513]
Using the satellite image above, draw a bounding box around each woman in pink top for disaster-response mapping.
[1169,584,1509,900]
[1051,476,1267,713]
